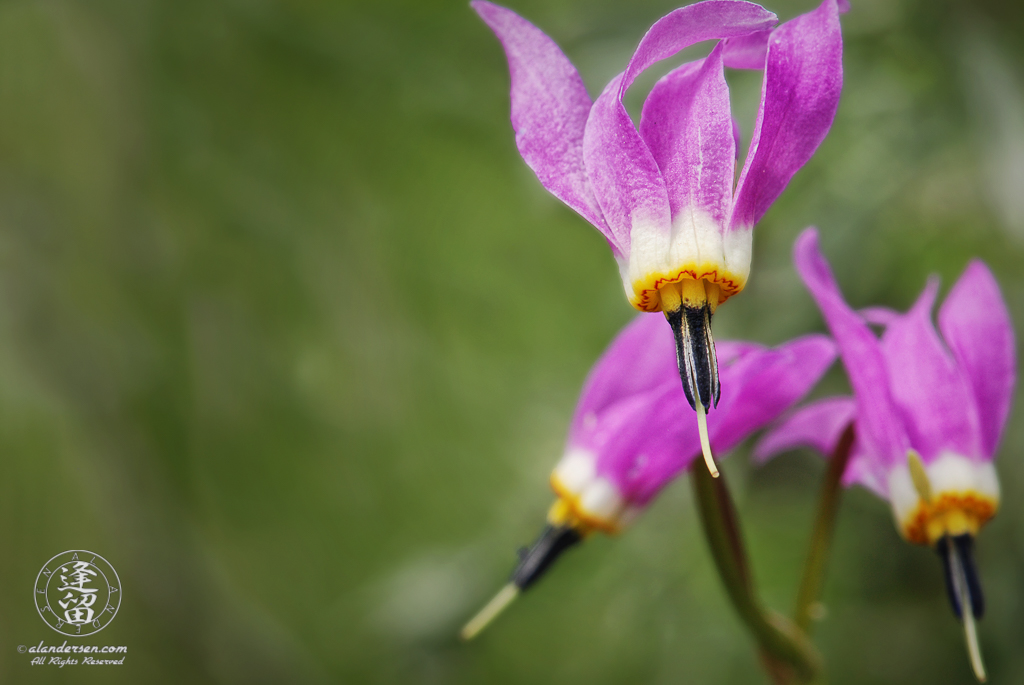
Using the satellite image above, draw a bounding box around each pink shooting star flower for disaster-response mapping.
[473,0,844,477]
[755,228,1016,681]
[461,312,836,639]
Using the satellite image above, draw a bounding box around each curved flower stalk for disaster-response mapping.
[473,0,844,477]
[461,312,836,639]
[755,228,1016,681]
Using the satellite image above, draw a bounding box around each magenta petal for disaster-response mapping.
[710,334,837,452]
[583,74,671,252]
[568,313,677,442]
[753,393,881,495]
[859,306,900,326]
[620,1,777,93]
[722,29,771,69]
[723,1,848,71]
[793,228,908,477]
[639,45,735,225]
[593,382,696,506]
[879,278,983,463]
[583,1,777,251]
[596,337,833,507]
[722,0,849,70]
[938,260,1017,458]
[730,0,843,231]
[596,340,762,506]
[570,386,669,457]
[472,2,619,252]
[753,396,856,463]
[841,444,888,498]
[718,339,763,364]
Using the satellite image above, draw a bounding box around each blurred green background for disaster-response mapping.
[1,0,1023,682]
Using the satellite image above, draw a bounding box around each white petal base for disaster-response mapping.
[888,452,1000,545]
[621,212,752,312]
[550,449,641,533]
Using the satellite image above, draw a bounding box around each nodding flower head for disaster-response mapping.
[755,228,1016,681]
[462,312,835,640]
[474,0,844,476]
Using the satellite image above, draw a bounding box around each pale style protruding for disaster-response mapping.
[696,403,719,478]
[460,584,519,641]
[947,543,986,682]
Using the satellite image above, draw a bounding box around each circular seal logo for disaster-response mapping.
[34,550,121,636]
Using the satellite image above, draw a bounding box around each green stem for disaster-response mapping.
[691,464,822,684]
[793,425,855,635]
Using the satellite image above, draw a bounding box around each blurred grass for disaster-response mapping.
[0,0,1023,683]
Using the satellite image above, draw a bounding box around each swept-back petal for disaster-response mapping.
[568,313,676,441]
[753,396,856,463]
[860,306,900,326]
[472,2,618,252]
[583,74,671,253]
[620,1,777,93]
[639,45,735,226]
[710,334,837,452]
[722,29,771,69]
[584,1,777,255]
[753,394,886,496]
[880,278,983,462]
[732,118,743,157]
[841,445,888,498]
[722,1,847,70]
[794,228,908,481]
[730,0,843,231]
[938,260,1017,458]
